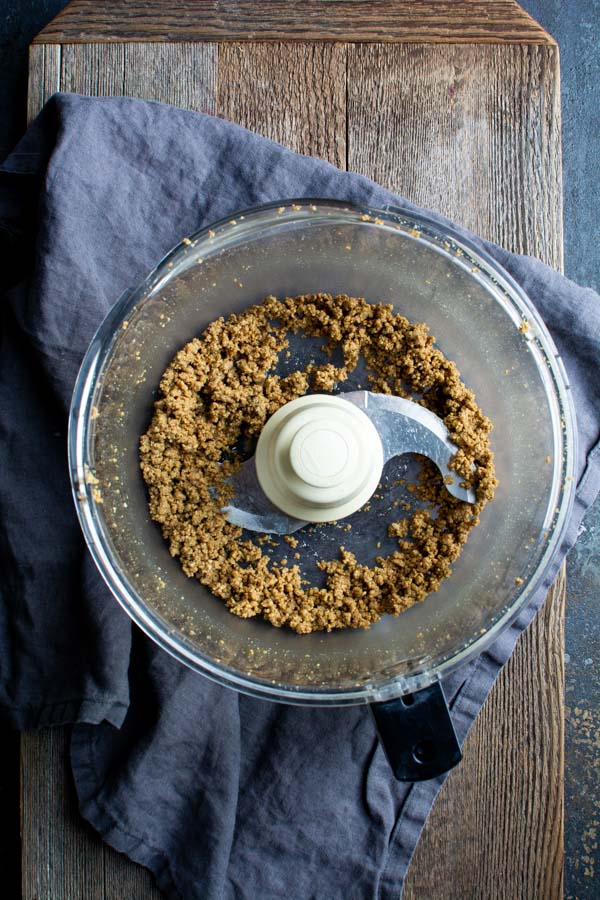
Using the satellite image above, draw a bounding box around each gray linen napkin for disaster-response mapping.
[1,94,598,899]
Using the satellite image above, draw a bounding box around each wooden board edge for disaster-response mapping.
[32,0,557,46]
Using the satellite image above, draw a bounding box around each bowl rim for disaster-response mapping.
[68,197,577,705]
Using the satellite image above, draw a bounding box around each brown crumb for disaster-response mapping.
[140,293,497,634]
[84,466,99,486]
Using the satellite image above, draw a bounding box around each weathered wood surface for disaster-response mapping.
[347,42,563,269]
[25,19,564,900]
[34,1,554,46]
[21,729,163,899]
[404,568,565,900]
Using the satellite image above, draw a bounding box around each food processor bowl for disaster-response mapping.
[69,200,576,778]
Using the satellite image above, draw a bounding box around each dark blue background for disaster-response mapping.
[1,2,597,897]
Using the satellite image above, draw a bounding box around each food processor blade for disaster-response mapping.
[222,391,475,535]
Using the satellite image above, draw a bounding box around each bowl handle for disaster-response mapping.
[370,681,462,782]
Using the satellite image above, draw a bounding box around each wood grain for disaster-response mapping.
[347,42,563,265]
[103,830,164,900]
[25,19,565,900]
[57,42,218,114]
[21,729,105,899]
[34,1,555,45]
[346,41,564,897]
[20,729,162,900]
[27,44,61,126]
[218,43,347,167]
[123,43,217,115]
[404,568,565,900]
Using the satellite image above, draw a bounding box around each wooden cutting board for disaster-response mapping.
[23,2,564,897]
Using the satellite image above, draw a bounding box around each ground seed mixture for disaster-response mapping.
[140,294,497,634]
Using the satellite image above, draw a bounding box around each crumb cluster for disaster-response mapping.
[140,294,497,633]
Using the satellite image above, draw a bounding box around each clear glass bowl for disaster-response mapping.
[69,200,576,704]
